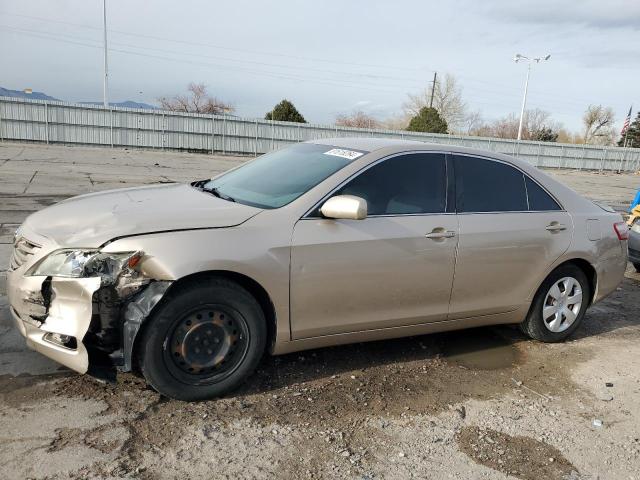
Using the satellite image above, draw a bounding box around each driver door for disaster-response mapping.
[290,152,458,339]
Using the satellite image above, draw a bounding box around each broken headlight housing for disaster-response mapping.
[26,249,142,279]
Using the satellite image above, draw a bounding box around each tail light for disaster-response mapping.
[613,222,629,241]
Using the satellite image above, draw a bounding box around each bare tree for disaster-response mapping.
[335,110,380,129]
[159,83,233,115]
[582,105,615,145]
[403,73,467,130]
[381,113,410,131]
[472,109,561,141]
[462,110,484,136]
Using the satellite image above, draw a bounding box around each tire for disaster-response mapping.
[520,264,590,343]
[138,278,266,401]
[634,263,640,273]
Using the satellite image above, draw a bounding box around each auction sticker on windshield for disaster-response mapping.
[323,148,365,160]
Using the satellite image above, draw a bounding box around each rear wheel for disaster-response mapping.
[138,278,266,401]
[520,264,590,342]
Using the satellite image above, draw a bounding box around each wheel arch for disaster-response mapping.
[130,270,277,373]
[537,258,597,306]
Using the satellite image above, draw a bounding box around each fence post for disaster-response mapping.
[578,144,586,170]
[110,108,114,148]
[223,113,227,155]
[617,148,625,173]
[44,101,49,144]
[271,119,277,150]
[599,149,607,172]
[211,114,215,155]
[0,100,3,142]
[161,113,165,150]
[254,118,258,157]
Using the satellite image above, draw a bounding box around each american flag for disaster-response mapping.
[621,106,632,136]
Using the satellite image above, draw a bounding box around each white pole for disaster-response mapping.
[102,0,109,108]
[517,62,530,141]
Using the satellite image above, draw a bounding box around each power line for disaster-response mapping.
[4,12,430,73]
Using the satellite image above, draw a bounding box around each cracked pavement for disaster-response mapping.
[1,142,640,479]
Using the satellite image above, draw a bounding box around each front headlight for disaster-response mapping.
[27,249,141,278]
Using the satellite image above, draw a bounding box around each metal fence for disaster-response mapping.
[1,95,639,171]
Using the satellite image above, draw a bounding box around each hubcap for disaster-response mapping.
[542,276,583,333]
[165,307,249,384]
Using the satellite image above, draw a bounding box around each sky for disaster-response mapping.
[1,0,639,132]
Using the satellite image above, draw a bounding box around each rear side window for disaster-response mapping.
[334,153,447,215]
[525,176,561,211]
[454,155,527,212]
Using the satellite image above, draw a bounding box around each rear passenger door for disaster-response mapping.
[449,154,572,319]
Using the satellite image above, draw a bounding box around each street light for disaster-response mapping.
[514,53,551,140]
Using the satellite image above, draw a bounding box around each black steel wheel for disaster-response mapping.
[164,306,250,385]
[138,278,267,401]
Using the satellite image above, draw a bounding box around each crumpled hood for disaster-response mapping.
[22,183,262,247]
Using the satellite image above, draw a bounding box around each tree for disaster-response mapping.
[265,99,306,123]
[404,73,467,130]
[406,107,448,134]
[335,110,379,129]
[472,109,561,141]
[158,83,233,114]
[532,127,559,142]
[583,105,615,145]
[618,112,640,148]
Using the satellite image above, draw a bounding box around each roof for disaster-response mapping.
[308,136,516,159]
[308,137,426,152]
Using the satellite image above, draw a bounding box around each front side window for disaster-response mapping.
[202,143,366,209]
[454,155,528,213]
[331,153,447,215]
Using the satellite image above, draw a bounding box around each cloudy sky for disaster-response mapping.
[1,0,638,132]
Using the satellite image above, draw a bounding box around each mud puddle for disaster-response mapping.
[440,328,520,370]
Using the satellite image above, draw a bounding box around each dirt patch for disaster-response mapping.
[457,426,576,479]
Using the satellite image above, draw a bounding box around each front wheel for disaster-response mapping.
[520,264,590,342]
[138,278,266,401]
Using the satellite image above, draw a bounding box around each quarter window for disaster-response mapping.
[525,176,561,211]
[454,155,528,213]
[332,153,447,215]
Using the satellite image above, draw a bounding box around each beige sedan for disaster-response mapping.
[7,139,628,400]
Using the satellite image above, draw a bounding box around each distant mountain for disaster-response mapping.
[80,100,158,110]
[0,87,59,101]
[0,87,157,110]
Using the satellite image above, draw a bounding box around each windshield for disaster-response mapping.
[201,143,367,209]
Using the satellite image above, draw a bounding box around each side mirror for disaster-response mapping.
[320,195,367,220]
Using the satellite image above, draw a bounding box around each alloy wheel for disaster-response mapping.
[542,276,583,333]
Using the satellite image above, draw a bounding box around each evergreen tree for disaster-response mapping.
[532,127,559,142]
[265,99,306,123]
[618,112,640,148]
[406,107,448,134]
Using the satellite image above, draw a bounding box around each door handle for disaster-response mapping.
[545,223,567,232]
[425,230,456,239]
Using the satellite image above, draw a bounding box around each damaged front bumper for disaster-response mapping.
[7,272,101,373]
[7,231,172,376]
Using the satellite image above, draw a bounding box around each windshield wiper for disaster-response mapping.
[202,186,236,202]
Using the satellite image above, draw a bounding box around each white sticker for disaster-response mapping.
[323,148,364,160]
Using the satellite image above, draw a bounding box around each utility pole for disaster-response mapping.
[102,0,109,108]
[429,72,437,108]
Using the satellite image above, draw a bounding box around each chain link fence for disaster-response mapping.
[1,96,638,171]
